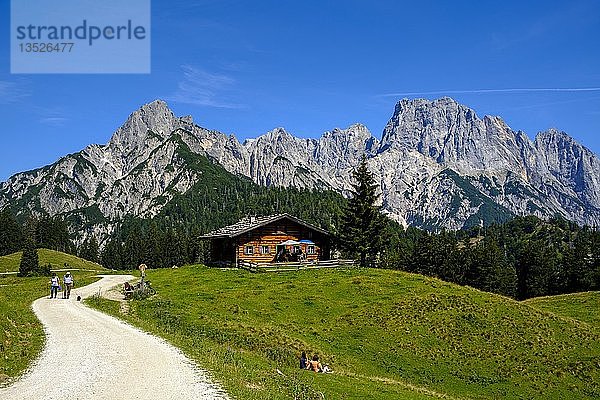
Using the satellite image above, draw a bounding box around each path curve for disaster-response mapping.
[0,275,228,400]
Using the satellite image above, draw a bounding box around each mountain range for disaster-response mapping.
[1,97,599,243]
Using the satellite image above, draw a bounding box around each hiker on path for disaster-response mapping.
[49,273,60,299]
[63,271,74,299]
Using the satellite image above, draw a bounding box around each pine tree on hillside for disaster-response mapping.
[465,239,517,297]
[79,236,99,262]
[18,229,39,277]
[0,209,23,256]
[87,236,99,262]
[340,155,386,267]
[100,239,124,270]
[36,216,69,251]
[515,241,553,299]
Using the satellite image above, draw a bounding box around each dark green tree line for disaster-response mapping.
[0,211,74,257]
[382,215,600,299]
[0,209,23,256]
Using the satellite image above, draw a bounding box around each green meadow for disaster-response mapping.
[525,291,600,327]
[88,266,600,399]
[0,250,104,382]
[0,248,104,273]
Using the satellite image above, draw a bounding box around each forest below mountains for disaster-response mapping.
[1,200,599,300]
[386,216,600,300]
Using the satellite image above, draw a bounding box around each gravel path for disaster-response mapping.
[0,275,228,400]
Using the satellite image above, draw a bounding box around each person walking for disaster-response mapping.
[63,271,74,299]
[49,273,60,299]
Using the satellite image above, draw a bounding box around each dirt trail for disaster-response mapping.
[0,275,228,400]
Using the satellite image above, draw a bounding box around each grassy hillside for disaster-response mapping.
[88,266,600,400]
[0,254,105,383]
[0,248,104,273]
[525,292,600,327]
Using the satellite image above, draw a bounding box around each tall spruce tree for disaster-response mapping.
[18,226,39,277]
[79,236,99,262]
[340,155,386,267]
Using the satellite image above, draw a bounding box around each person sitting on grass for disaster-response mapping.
[300,351,308,369]
[306,354,322,372]
[123,282,135,299]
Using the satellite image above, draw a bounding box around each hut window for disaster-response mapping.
[292,245,301,254]
[244,245,254,255]
[307,245,315,254]
[260,245,270,254]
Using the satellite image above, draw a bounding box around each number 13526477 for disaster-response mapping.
[19,42,74,52]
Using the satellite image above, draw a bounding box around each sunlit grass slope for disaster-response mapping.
[525,291,600,327]
[0,248,103,273]
[88,266,600,399]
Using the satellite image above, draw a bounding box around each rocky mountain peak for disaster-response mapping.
[328,123,371,137]
[102,100,183,176]
[107,99,178,152]
[380,97,480,151]
[534,128,590,162]
[246,127,299,152]
[319,124,378,159]
[535,128,575,145]
[264,127,292,139]
[393,96,459,112]
[323,124,371,143]
[534,128,600,202]
[180,114,194,125]
[379,97,529,174]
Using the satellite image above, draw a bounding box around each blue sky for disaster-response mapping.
[1,0,599,181]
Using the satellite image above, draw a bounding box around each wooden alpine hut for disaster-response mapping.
[200,214,331,266]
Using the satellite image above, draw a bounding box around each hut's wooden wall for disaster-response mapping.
[234,220,328,263]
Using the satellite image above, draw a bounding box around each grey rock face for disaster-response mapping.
[1,97,599,247]
[379,99,597,226]
[235,97,600,227]
[532,129,600,220]
[380,98,541,181]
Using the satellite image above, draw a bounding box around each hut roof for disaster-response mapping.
[199,213,329,239]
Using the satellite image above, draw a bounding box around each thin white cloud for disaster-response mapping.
[40,117,69,127]
[0,80,30,104]
[166,65,244,109]
[35,106,69,127]
[379,87,600,97]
